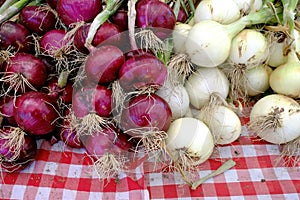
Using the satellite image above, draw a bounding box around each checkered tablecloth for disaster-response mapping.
[0,114,300,199]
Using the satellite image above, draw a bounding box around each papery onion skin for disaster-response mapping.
[120,94,172,135]
[19,5,57,35]
[249,94,300,144]
[166,117,214,165]
[72,85,112,118]
[136,0,176,39]
[194,0,240,24]
[4,53,48,91]
[118,54,167,92]
[0,21,33,52]
[85,45,125,84]
[0,96,17,126]
[110,9,128,31]
[40,29,67,56]
[185,67,229,109]
[74,22,122,54]
[14,91,59,136]
[56,0,102,26]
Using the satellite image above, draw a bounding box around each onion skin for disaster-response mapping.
[249,94,300,144]
[60,126,83,148]
[0,96,17,126]
[120,94,172,135]
[0,21,32,52]
[14,91,59,136]
[74,23,122,54]
[46,0,58,9]
[4,53,48,91]
[56,0,102,26]
[85,45,125,84]
[44,78,73,104]
[0,127,37,162]
[136,0,176,39]
[118,54,167,92]
[110,9,128,31]
[72,85,112,118]
[40,29,67,56]
[19,6,56,35]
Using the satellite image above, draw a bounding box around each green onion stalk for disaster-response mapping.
[0,0,44,24]
[85,0,124,51]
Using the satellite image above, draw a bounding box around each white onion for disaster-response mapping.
[173,23,192,54]
[198,105,242,145]
[166,117,214,165]
[269,50,300,98]
[233,0,262,14]
[244,65,271,96]
[229,29,269,69]
[194,0,241,24]
[185,7,275,68]
[266,40,288,67]
[185,67,229,109]
[156,84,190,120]
[249,94,300,144]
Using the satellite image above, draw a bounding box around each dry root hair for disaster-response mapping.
[0,127,26,162]
[279,137,300,167]
[91,153,128,180]
[135,29,164,54]
[248,106,283,139]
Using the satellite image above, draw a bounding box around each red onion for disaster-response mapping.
[74,22,122,54]
[72,85,112,118]
[85,45,125,84]
[136,0,176,39]
[56,0,102,26]
[0,21,33,52]
[19,6,57,35]
[14,91,59,136]
[118,53,167,92]
[46,0,58,9]
[120,93,172,134]
[40,29,67,56]
[44,77,73,104]
[0,126,37,172]
[110,9,128,31]
[60,115,83,148]
[3,53,48,94]
[0,96,17,126]
[177,7,188,23]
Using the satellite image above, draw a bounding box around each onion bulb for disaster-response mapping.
[266,37,288,67]
[249,94,300,144]
[229,29,269,69]
[156,83,190,120]
[233,0,262,14]
[269,50,300,98]
[185,67,229,109]
[244,65,272,96]
[173,23,192,54]
[166,117,214,169]
[194,0,241,24]
[198,105,241,145]
[185,7,275,67]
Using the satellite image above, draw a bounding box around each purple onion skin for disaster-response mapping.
[60,125,83,148]
[0,21,33,52]
[0,96,17,126]
[46,0,58,9]
[4,53,48,92]
[74,22,122,54]
[120,93,172,135]
[40,29,67,56]
[56,0,102,26]
[85,45,125,84]
[136,0,176,39]
[1,159,33,173]
[0,127,37,162]
[118,54,167,92]
[44,77,73,104]
[110,10,128,31]
[14,91,59,136]
[177,7,188,23]
[72,85,112,118]
[19,6,57,35]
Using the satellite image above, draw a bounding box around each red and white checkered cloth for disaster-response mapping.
[1,115,300,199]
